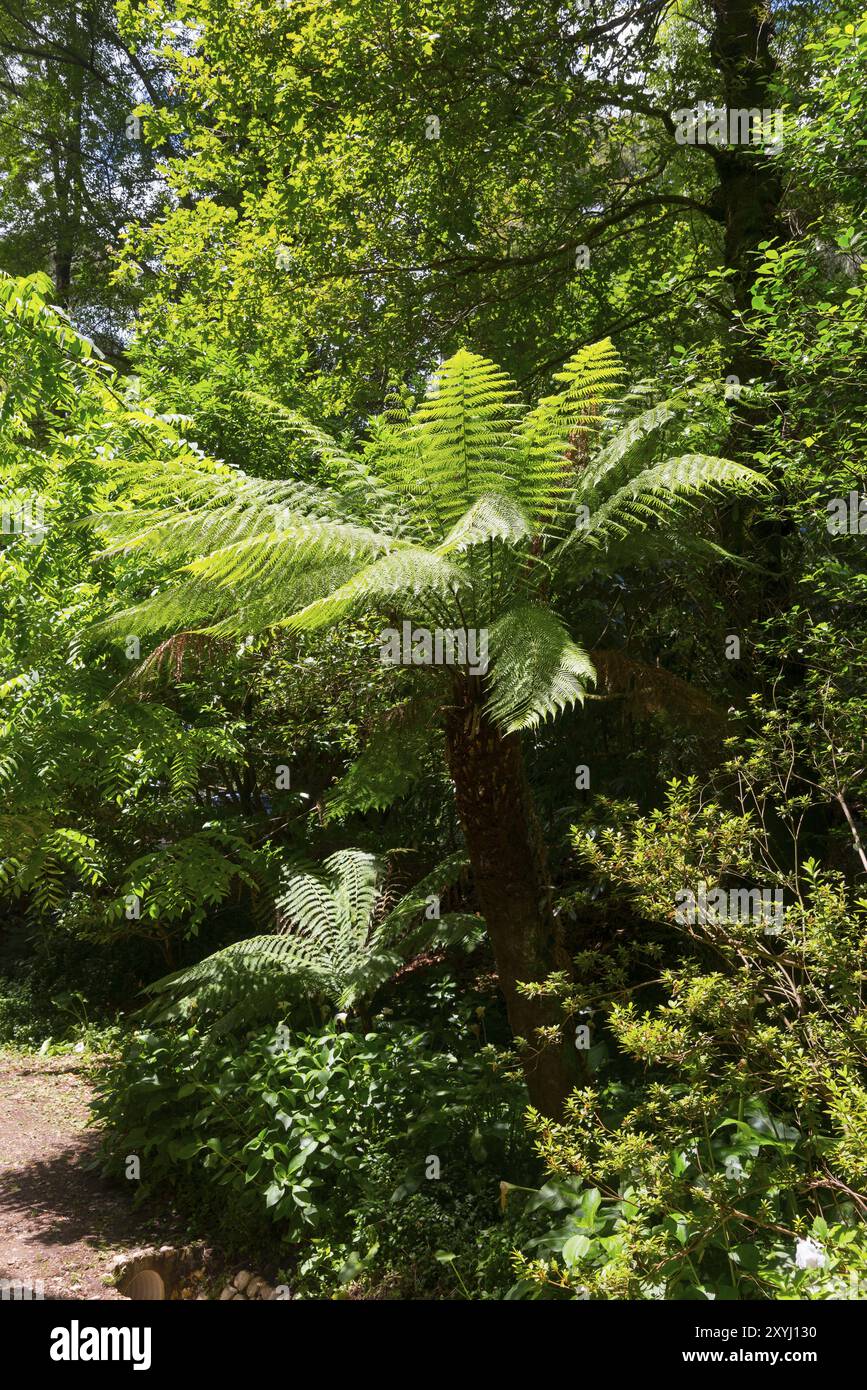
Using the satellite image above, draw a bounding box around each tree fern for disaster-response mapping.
[92,343,769,745]
[54,322,774,1114]
[141,849,477,1030]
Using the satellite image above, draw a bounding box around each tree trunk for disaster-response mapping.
[444,683,579,1118]
[707,1,793,611]
[709,0,786,377]
[51,4,92,306]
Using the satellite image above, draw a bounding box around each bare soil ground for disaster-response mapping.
[0,1051,177,1300]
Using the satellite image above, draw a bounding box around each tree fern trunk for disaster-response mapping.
[444,685,579,1118]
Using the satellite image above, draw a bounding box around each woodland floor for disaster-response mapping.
[0,1051,178,1299]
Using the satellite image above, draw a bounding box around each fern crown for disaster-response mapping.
[93,342,770,734]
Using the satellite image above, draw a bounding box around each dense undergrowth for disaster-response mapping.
[87,778,867,1302]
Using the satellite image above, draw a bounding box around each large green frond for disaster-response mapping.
[516,339,624,525]
[567,454,772,552]
[95,516,403,644]
[94,551,363,642]
[377,350,523,532]
[280,546,468,633]
[276,868,340,941]
[436,491,533,554]
[91,472,344,565]
[240,389,403,528]
[485,604,596,733]
[140,933,338,1032]
[324,696,440,822]
[324,849,380,948]
[572,524,774,580]
[580,397,682,496]
[183,519,403,592]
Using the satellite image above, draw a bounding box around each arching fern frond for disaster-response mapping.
[140,848,478,1029]
[279,547,469,633]
[565,454,772,554]
[324,695,441,822]
[436,492,532,554]
[485,604,596,733]
[580,397,682,496]
[516,338,624,526]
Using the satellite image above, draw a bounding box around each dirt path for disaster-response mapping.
[0,1051,178,1300]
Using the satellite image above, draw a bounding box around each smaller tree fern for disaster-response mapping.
[141,848,478,1031]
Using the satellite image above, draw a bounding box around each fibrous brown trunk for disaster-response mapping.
[444,683,579,1119]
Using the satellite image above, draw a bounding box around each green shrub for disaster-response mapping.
[505,1173,867,1301]
[505,779,867,1299]
[0,978,52,1047]
[91,1015,537,1294]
